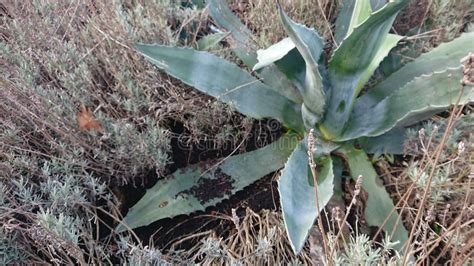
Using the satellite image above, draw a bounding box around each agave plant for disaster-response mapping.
[118,0,473,254]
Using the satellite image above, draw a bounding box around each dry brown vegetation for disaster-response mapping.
[0,0,472,264]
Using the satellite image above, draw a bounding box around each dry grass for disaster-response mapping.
[385,110,474,264]
[0,0,217,263]
[164,208,321,264]
[0,0,473,264]
[228,0,340,47]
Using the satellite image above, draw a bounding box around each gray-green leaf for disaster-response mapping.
[197,32,228,51]
[356,32,474,110]
[340,67,473,140]
[136,44,304,132]
[335,0,370,45]
[208,0,257,67]
[357,127,406,155]
[321,0,409,140]
[278,139,334,254]
[277,3,326,124]
[253,37,295,71]
[339,145,408,250]
[208,0,303,103]
[118,134,300,232]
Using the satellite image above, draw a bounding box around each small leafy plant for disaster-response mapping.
[119,0,473,254]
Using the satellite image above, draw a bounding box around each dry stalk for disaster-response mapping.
[307,129,332,264]
[401,58,471,264]
[331,175,363,249]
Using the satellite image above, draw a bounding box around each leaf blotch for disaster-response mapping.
[337,100,346,113]
[181,168,234,204]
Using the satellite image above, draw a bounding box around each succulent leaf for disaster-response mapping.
[258,64,304,104]
[253,37,296,71]
[196,32,227,51]
[339,145,408,250]
[135,44,304,132]
[356,34,403,92]
[370,0,388,11]
[207,0,256,67]
[357,127,406,155]
[356,32,474,110]
[273,48,307,92]
[340,67,473,140]
[118,134,300,232]
[345,0,372,39]
[208,0,302,103]
[277,3,326,126]
[278,139,334,254]
[321,0,409,140]
[336,0,385,45]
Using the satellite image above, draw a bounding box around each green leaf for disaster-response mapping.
[335,0,373,44]
[277,3,326,127]
[208,0,303,103]
[196,32,228,51]
[356,32,474,110]
[253,37,295,71]
[346,0,372,38]
[258,64,304,104]
[135,44,304,132]
[340,67,473,140]
[371,0,387,11]
[339,145,408,250]
[334,0,354,45]
[278,139,334,254]
[251,37,303,103]
[207,0,257,67]
[357,34,403,92]
[118,134,300,232]
[320,0,409,139]
[357,127,406,155]
[273,48,306,91]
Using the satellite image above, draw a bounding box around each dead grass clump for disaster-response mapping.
[163,208,320,264]
[0,0,240,264]
[1,0,473,264]
[429,0,474,43]
[228,0,340,48]
[377,110,473,264]
[1,0,248,186]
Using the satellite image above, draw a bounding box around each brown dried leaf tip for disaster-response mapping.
[76,104,104,133]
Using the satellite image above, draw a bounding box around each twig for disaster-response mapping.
[401,76,466,265]
[307,129,332,265]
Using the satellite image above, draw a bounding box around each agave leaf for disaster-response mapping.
[279,139,334,254]
[335,0,373,45]
[253,37,296,71]
[208,0,302,103]
[117,134,300,232]
[357,34,403,91]
[207,0,256,67]
[196,32,228,51]
[340,67,473,140]
[321,0,409,140]
[335,0,386,44]
[332,2,408,85]
[356,32,474,110]
[357,127,406,155]
[344,0,372,39]
[371,0,387,11]
[334,0,354,45]
[136,44,304,132]
[258,64,304,104]
[277,3,326,128]
[339,145,408,250]
[273,48,306,91]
